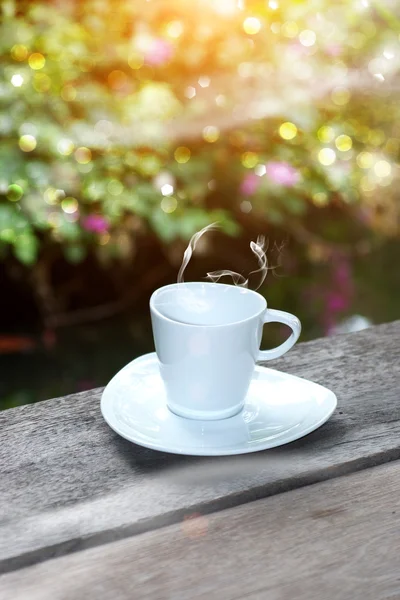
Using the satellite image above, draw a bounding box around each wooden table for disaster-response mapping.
[1,321,399,599]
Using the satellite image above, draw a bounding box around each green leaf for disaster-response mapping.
[82,179,107,202]
[58,219,81,242]
[13,233,38,265]
[0,204,16,229]
[282,196,307,215]
[150,209,178,242]
[176,209,211,239]
[0,228,16,243]
[124,192,152,217]
[267,209,284,225]
[208,210,240,236]
[64,245,86,263]
[219,218,241,236]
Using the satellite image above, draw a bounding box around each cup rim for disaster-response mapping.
[150,281,267,328]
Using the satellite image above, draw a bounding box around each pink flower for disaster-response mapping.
[265,161,300,187]
[82,214,109,234]
[144,39,174,66]
[240,173,260,196]
[327,292,348,312]
[334,261,351,287]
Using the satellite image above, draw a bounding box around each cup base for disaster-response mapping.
[167,401,245,421]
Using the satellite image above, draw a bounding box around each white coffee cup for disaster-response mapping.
[150,282,301,420]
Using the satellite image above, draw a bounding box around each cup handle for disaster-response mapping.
[257,309,301,361]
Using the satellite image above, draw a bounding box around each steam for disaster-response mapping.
[205,270,247,286]
[177,224,268,291]
[177,222,219,284]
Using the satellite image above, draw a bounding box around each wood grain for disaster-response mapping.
[1,462,400,600]
[0,321,399,573]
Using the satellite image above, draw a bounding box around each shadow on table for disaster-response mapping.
[111,415,348,483]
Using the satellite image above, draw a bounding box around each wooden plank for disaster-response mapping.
[1,462,400,600]
[0,321,399,573]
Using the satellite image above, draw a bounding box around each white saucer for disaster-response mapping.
[101,353,337,456]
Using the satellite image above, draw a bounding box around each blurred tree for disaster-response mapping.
[0,0,399,324]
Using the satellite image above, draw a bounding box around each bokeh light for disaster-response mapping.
[128,54,144,70]
[28,53,46,70]
[107,180,124,196]
[241,152,258,168]
[255,164,266,176]
[108,70,128,90]
[317,126,335,143]
[198,76,211,88]
[369,130,385,146]
[335,135,352,152]
[374,160,391,178]
[240,200,252,213]
[318,148,336,166]
[164,20,184,39]
[44,188,65,205]
[312,192,329,206]
[243,17,261,35]
[185,86,196,99]
[281,21,298,38]
[61,84,77,101]
[161,183,174,196]
[357,152,373,169]
[61,197,78,214]
[11,74,24,87]
[75,147,92,164]
[174,147,191,163]
[331,87,351,105]
[57,139,75,156]
[202,126,220,143]
[212,0,238,15]
[299,30,316,47]
[279,122,297,140]
[33,73,51,92]
[19,135,37,152]
[160,196,178,213]
[11,44,28,61]
[7,184,24,202]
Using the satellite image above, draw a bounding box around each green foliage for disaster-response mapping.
[0,0,399,268]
